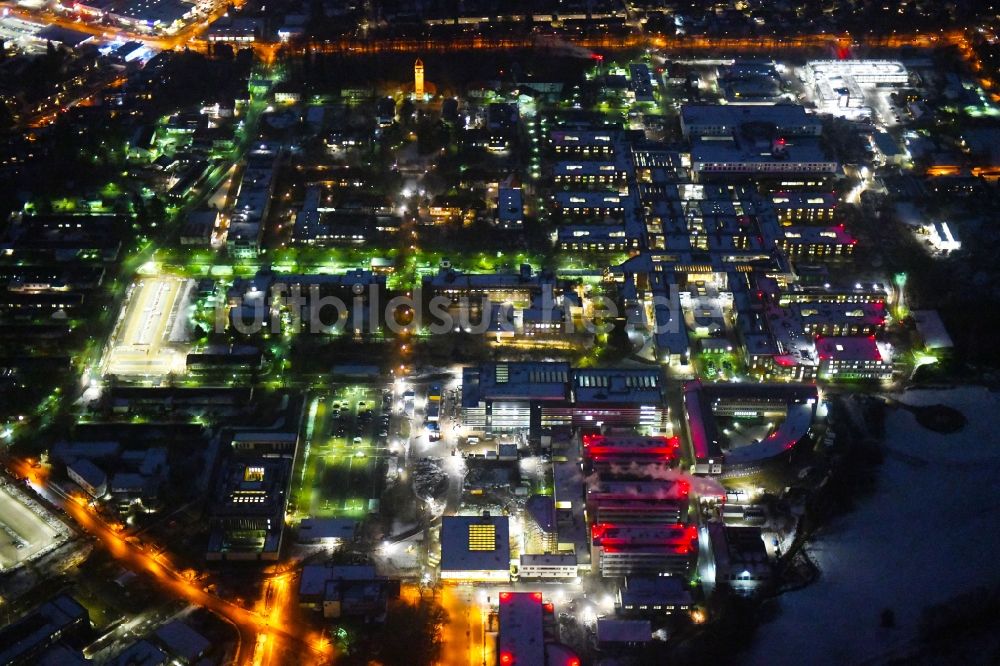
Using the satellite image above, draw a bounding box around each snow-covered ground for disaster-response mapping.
[746,387,1000,665]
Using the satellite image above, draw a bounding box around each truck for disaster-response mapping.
[426,400,440,423]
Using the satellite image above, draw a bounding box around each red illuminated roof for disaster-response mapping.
[592,523,697,549]
[582,434,680,462]
[497,592,545,666]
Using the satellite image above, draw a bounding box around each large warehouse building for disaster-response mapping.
[439,512,511,583]
[461,362,668,433]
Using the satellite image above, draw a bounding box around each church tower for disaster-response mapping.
[414,58,425,98]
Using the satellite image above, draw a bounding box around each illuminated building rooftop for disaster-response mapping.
[439,513,510,581]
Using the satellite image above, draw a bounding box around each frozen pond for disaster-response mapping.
[746,387,1000,665]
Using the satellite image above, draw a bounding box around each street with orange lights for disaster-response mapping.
[2,0,997,102]
[4,7,1000,663]
[2,0,996,86]
[436,586,494,666]
[62,496,334,665]
[3,458,333,666]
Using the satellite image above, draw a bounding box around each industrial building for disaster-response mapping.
[707,524,773,596]
[461,362,668,433]
[109,0,197,34]
[680,104,822,139]
[590,522,697,578]
[438,512,511,583]
[66,458,107,498]
[683,381,819,474]
[496,592,581,666]
[615,575,693,616]
[298,564,399,619]
[581,433,680,464]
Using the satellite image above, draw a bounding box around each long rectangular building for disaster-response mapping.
[461,363,667,432]
[591,523,697,577]
[581,434,680,463]
[680,104,822,138]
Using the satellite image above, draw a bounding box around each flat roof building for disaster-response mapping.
[590,523,697,577]
[708,524,772,596]
[497,592,545,665]
[683,381,819,473]
[0,594,90,666]
[496,592,581,666]
[519,553,579,580]
[596,619,651,647]
[230,431,299,456]
[770,191,838,224]
[153,621,210,664]
[690,135,837,181]
[587,480,689,506]
[108,639,168,666]
[553,160,627,183]
[424,265,559,303]
[616,575,693,616]
[779,225,857,260]
[554,190,631,216]
[816,335,893,380]
[206,456,292,561]
[550,130,619,155]
[110,0,196,34]
[912,310,953,350]
[807,60,908,85]
[556,224,633,252]
[496,187,523,228]
[228,144,280,258]
[296,518,357,544]
[680,104,822,138]
[629,63,654,102]
[298,565,399,619]
[581,434,680,463]
[207,16,262,43]
[790,300,886,336]
[439,513,510,583]
[461,363,667,432]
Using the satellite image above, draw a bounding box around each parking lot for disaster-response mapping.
[0,481,66,570]
[291,385,393,520]
[104,276,192,378]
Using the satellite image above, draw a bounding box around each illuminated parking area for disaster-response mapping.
[291,386,388,521]
[0,481,67,571]
[104,276,193,378]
